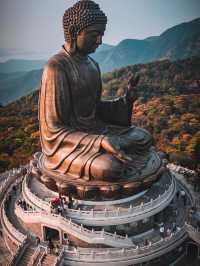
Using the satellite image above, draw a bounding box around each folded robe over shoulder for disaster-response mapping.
[39,48,133,178]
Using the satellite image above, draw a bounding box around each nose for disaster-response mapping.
[96,35,102,45]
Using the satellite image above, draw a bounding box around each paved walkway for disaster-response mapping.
[30,176,57,200]
[6,186,34,238]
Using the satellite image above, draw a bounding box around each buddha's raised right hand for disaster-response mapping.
[101,136,132,163]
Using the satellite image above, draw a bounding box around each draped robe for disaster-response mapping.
[39,47,149,180]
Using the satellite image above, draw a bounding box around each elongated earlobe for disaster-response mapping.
[69,38,77,54]
[68,25,77,54]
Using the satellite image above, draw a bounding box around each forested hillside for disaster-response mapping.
[0,57,199,172]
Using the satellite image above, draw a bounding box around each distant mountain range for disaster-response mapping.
[0,69,43,105]
[0,18,199,105]
[92,17,200,72]
[0,59,45,73]
[0,44,113,74]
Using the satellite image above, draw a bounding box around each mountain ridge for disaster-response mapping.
[0,18,199,104]
[92,17,200,72]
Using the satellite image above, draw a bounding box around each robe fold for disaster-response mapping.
[39,48,133,178]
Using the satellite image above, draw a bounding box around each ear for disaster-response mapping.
[68,25,77,54]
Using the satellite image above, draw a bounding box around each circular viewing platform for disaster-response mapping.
[0,164,195,266]
[23,169,176,225]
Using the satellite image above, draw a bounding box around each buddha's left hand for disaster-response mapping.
[101,136,132,163]
[126,73,140,102]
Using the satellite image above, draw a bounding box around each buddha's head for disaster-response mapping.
[63,0,107,55]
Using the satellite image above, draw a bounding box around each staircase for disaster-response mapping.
[41,254,57,266]
[18,247,35,266]
[15,206,133,248]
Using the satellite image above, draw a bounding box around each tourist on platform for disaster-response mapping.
[173,208,178,217]
[172,222,177,234]
[55,245,59,256]
[36,236,40,245]
[17,199,22,206]
[68,194,74,209]
[61,196,66,208]
[63,200,68,211]
[51,197,60,206]
[8,194,12,202]
[12,185,17,194]
[166,228,171,237]
[57,205,63,215]
[180,190,187,206]
[176,190,180,199]
[22,200,27,211]
[159,224,165,238]
[73,199,79,210]
[50,201,56,214]
[47,239,54,254]
[144,239,151,246]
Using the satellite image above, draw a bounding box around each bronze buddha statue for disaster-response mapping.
[37,0,163,199]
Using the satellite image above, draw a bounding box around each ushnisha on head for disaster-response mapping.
[63,0,107,55]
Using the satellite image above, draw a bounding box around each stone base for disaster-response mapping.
[31,151,165,200]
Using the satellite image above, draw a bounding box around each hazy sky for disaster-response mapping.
[0,0,200,53]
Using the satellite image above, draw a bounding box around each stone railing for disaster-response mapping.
[62,226,187,265]
[1,202,25,245]
[55,246,65,266]
[15,205,133,248]
[0,167,25,202]
[28,244,47,266]
[65,176,176,225]
[173,174,194,205]
[8,238,29,266]
[70,180,174,216]
[1,184,27,247]
[185,222,200,244]
[23,173,176,225]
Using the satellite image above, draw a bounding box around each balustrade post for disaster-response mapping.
[150,198,153,205]
[114,231,116,239]
[117,207,120,216]
[101,228,104,237]
[91,250,95,259]
[104,208,107,216]
[91,208,94,217]
[75,248,80,258]
[69,218,72,227]
[80,224,83,232]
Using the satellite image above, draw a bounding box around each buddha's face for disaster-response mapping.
[76,24,106,55]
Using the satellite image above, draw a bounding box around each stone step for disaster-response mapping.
[19,247,35,266]
[41,254,56,266]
